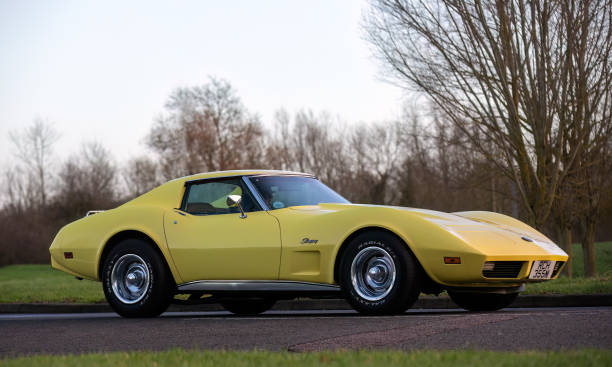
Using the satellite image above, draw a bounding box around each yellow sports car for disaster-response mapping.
[49,170,568,317]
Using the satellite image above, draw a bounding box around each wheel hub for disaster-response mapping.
[366,263,389,285]
[111,254,150,304]
[351,246,396,301]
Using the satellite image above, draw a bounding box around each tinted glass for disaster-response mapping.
[250,176,349,209]
[183,178,258,215]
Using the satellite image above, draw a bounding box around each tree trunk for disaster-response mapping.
[556,225,573,278]
[510,181,519,218]
[491,174,497,212]
[581,219,597,278]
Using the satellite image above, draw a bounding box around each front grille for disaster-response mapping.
[551,261,565,277]
[482,261,525,278]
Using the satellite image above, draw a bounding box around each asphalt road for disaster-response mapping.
[1,307,611,356]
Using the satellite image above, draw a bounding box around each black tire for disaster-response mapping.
[339,230,421,315]
[448,291,519,311]
[102,239,173,318]
[220,298,276,315]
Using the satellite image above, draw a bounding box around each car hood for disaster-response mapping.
[292,203,567,257]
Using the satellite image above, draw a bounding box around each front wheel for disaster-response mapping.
[339,230,421,315]
[220,298,276,315]
[448,291,519,311]
[102,239,173,317]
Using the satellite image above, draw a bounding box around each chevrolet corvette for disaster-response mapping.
[49,170,568,317]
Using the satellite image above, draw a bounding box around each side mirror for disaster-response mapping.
[226,195,242,207]
[226,195,246,219]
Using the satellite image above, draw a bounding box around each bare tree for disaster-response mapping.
[575,122,612,277]
[54,142,117,219]
[1,167,33,214]
[265,108,295,171]
[9,118,59,208]
[122,156,160,197]
[365,1,612,276]
[147,77,265,178]
[349,120,405,204]
[396,105,508,213]
[366,0,612,225]
[552,173,581,277]
[82,142,116,200]
[265,109,355,194]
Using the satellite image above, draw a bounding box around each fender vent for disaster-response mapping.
[482,261,525,278]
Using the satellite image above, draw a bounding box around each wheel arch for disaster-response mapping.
[97,230,173,282]
[332,226,427,285]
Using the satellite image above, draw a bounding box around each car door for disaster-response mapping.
[164,177,281,283]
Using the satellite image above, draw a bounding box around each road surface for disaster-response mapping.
[1,307,610,356]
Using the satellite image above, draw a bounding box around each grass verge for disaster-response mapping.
[2,349,612,367]
[0,265,103,303]
[524,241,612,295]
[523,274,612,294]
[0,242,610,303]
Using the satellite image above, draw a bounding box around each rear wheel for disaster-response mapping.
[102,239,173,318]
[448,291,519,311]
[339,230,421,315]
[220,298,276,315]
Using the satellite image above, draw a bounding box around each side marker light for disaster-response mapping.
[444,257,461,264]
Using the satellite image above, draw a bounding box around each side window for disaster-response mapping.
[182,178,258,215]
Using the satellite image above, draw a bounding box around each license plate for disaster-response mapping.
[529,261,555,279]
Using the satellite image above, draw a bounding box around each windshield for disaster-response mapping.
[249,175,350,209]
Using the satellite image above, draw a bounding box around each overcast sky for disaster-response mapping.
[0,0,406,169]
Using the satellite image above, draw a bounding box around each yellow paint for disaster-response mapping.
[49,170,568,290]
[164,210,281,282]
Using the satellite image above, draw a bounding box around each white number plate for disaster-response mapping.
[529,261,555,279]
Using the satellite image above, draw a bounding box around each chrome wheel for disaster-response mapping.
[111,254,150,304]
[350,246,396,301]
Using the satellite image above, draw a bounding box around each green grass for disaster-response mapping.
[562,242,612,277]
[0,265,104,303]
[524,241,612,295]
[2,349,611,367]
[523,275,612,294]
[0,242,610,303]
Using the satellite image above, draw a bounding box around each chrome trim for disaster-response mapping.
[350,246,396,301]
[183,172,316,186]
[184,175,240,186]
[86,210,104,217]
[226,194,247,219]
[111,254,150,304]
[177,280,340,292]
[246,173,316,179]
[242,176,270,211]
